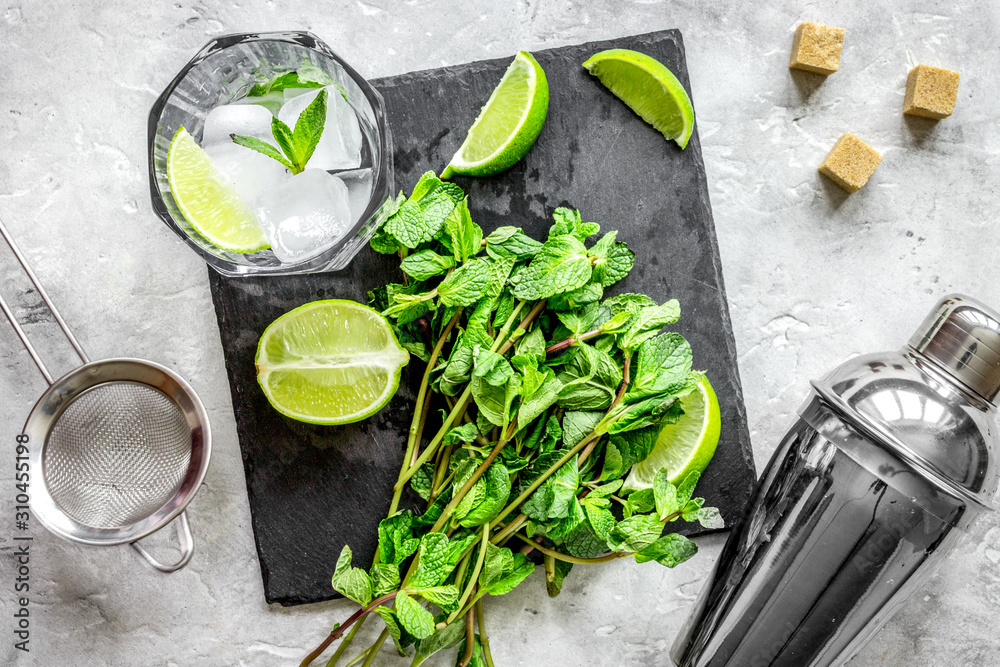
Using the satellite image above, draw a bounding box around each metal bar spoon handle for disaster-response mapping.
[672,294,1000,667]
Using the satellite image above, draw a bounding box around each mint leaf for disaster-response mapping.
[621,300,682,351]
[410,584,460,611]
[653,468,681,520]
[510,235,592,300]
[370,563,401,597]
[634,533,698,567]
[550,207,599,240]
[385,172,463,247]
[588,479,623,498]
[413,622,466,664]
[694,506,725,530]
[443,198,483,263]
[548,282,604,311]
[374,606,414,656]
[516,326,547,362]
[229,134,293,171]
[290,87,327,168]
[395,591,436,639]
[607,394,684,435]
[479,547,534,596]
[556,344,622,411]
[626,488,656,514]
[378,511,421,566]
[270,116,297,165]
[410,533,453,588]
[582,497,616,543]
[485,226,543,258]
[561,411,603,448]
[523,455,579,520]
[513,355,562,426]
[331,545,373,606]
[677,470,701,505]
[458,463,511,528]
[470,348,520,427]
[626,333,693,402]
[610,514,663,553]
[438,258,493,307]
[410,463,434,500]
[589,231,635,287]
[400,250,456,281]
[442,423,480,446]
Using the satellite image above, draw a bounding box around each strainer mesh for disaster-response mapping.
[43,382,192,529]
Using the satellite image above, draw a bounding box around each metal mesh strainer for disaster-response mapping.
[1,219,211,573]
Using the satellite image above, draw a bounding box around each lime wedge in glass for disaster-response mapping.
[256,300,410,425]
[166,126,270,253]
[441,51,549,179]
[624,373,721,491]
[582,49,695,149]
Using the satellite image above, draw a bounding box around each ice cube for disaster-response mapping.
[278,86,362,170]
[203,141,291,207]
[202,103,274,146]
[335,168,374,222]
[254,169,353,264]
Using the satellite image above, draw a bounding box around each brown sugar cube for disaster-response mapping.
[903,64,960,119]
[818,133,882,193]
[789,22,845,75]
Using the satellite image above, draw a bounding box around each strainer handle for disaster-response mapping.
[0,217,90,385]
[130,511,195,573]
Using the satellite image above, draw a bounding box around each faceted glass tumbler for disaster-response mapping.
[147,32,394,276]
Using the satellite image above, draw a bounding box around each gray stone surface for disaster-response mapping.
[1,1,998,665]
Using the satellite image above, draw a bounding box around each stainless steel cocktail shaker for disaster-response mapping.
[672,294,1000,667]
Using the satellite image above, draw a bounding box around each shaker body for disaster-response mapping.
[671,396,967,667]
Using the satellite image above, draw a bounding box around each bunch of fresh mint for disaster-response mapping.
[301,172,722,667]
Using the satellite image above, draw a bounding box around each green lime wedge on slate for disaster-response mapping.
[583,49,695,149]
[624,373,721,491]
[255,300,410,425]
[166,126,270,253]
[441,51,549,178]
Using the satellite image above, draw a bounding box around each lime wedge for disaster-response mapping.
[582,49,695,149]
[256,300,410,425]
[441,51,549,178]
[624,373,721,491]
[166,126,270,253]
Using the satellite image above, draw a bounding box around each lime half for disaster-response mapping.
[582,49,695,150]
[441,51,549,178]
[256,300,410,425]
[624,373,721,491]
[166,126,270,253]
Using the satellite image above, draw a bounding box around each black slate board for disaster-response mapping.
[209,29,755,606]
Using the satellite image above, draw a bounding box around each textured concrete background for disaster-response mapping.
[2,1,999,665]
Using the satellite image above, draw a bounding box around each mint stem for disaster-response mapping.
[458,607,476,667]
[544,326,604,355]
[299,592,397,667]
[475,600,496,667]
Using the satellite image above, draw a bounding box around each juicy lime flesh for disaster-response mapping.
[166,126,270,253]
[625,374,721,489]
[462,63,532,162]
[256,300,409,424]
[583,49,695,149]
[444,51,549,177]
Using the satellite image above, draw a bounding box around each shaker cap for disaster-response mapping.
[909,293,1000,404]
